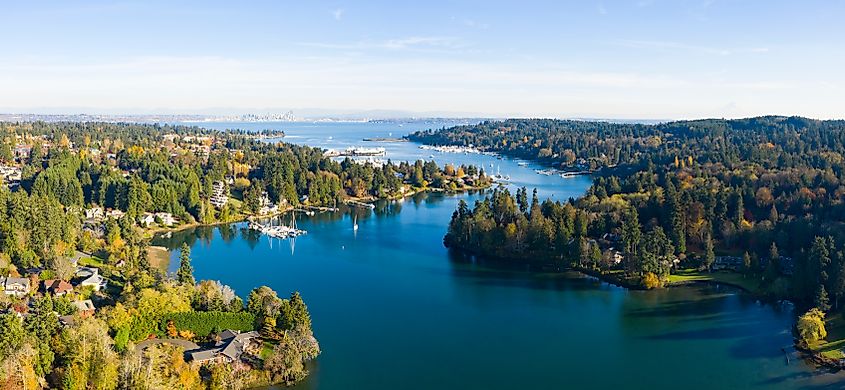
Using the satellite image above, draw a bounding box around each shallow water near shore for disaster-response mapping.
[159,121,843,389]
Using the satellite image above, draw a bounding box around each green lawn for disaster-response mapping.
[666,269,761,292]
[78,256,106,268]
[259,341,276,360]
[811,313,845,359]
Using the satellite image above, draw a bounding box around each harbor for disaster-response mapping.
[247,214,307,238]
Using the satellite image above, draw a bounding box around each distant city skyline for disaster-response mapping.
[1,1,843,120]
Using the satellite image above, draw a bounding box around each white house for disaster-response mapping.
[84,206,104,220]
[1,277,31,297]
[105,209,125,219]
[155,212,177,227]
[209,181,229,208]
[140,213,156,227]
[76,266,107,291]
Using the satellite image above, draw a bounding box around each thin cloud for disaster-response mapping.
[331,8,344,20]
[617,39,770,56]
[297,36,467,51]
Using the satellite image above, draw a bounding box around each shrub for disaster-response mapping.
[161,311,255,338]
[642,272,661,289]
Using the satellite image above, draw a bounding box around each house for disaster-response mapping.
[257,191,278,215]
[84,207,104,220]
[1,277,31,297]
[76,266,107,291]
[140,213,156,227]
[712,256,744,271]
[155,212,177,226]
[209,181,229,208]
[44,279,74,296]
[105,209,125,219]
[188,330,261,365]
[72,300,96,318]
[13,145,31,161]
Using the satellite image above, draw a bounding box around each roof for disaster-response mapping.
[188,330,260,363]
[45,279,73,294]
[3,277,30,287]
[189,348,222,362]
[73,300,95,312]
[219,331,259,360]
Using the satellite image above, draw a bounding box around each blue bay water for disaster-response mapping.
[157,121,840,389]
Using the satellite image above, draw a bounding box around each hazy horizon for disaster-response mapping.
[2,1,843,119]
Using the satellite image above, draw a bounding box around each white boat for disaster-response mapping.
[248,215,307,238]
[517,161,529,167]
[353,215,359,231]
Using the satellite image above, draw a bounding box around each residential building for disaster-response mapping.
[210,181,229,208]
[75,266,108,291]
[84,206,105,220]
[44,279,74,296]
[1,277,31,297]
[140,213,156,227]
[105,209,125,219]
[13,145,31,161]
[73,300,96,317]
[257,191,279,215]
[712,256,744,271]
[188,330,261,365]
[155,212,177,226]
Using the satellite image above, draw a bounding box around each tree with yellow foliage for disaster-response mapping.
[797,308,827,348]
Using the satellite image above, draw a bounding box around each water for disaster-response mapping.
[187,120,584,200]
[161,121,840,389]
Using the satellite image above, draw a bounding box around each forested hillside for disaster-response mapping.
[432,117,845,309]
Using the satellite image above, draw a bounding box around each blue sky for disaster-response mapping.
[1,0,843,119]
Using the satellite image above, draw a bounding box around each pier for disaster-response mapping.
[346,200,376,210]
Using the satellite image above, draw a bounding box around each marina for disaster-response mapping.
[247,214,307,238]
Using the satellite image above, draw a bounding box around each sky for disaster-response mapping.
[0,0,843,119]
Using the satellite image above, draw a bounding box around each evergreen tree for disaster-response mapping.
[664,180,686,254]
[703,232,715,270]
[177,243,195,286]
[621,208,641,273]
[815,284,831,312]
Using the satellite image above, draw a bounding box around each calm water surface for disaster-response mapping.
[161,121,840,389]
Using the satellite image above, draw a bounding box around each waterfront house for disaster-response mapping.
[155,212,177,226]
[210,181,229,208]
[1,277,31,297]
[188,330,261,365]
[44,279,74,296]
[140,213,156,227]
[712,256,744,271]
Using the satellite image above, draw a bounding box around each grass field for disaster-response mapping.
[811,313,845,359]
[666,269,761,292]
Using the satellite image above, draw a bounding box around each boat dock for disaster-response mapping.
[304,205,340,212]
[346,200,376,210]
[247,216,307,238]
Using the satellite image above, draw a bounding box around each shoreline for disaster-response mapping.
[146,184,491,240]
